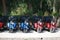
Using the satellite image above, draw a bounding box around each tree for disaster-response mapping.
[2,0,7,15]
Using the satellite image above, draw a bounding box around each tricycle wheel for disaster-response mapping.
[23,29,28,33]
[9,29,13,33]
[37,27,42,33]
[50,27,55,33]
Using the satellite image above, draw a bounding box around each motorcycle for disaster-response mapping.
[7,16,17,32]
[44,16,57,32]
[33,16,43,33]
[19,16,30,33]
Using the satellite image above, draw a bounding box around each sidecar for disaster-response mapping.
[7,16,17,32]
[0,16,4,30]
[43,16,56,32]
[43,16,52,29]
[19,16,30,33]
[33,16,44,32]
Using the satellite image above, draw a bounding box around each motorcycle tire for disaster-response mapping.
[23,29,28,33]
[37,27,42,33]
[50,27,55,33]
[9,29,13,33]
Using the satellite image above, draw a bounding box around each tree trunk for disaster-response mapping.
[2,0,7,16]
[53,0,56,13]
[40,0,42,10]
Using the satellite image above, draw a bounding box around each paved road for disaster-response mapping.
[0,28,60,38]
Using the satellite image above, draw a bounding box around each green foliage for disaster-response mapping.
[10,3,28,16]
[27,8,33,16]
[0,13,2,16]
[0,0,59,16]
[52,12,59,17]
[44,11,50,16]
[37,10,43,16]
[50,11,59,17]
[6,0,28,16]
[6,0,42,16]
[0,0,2,16]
